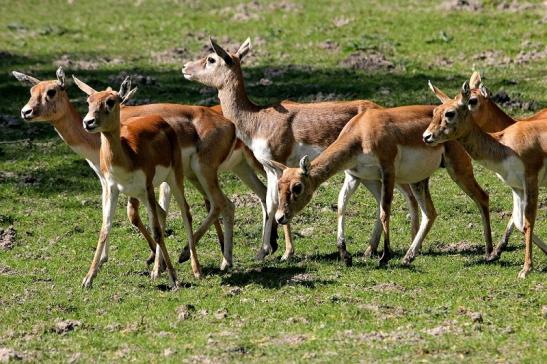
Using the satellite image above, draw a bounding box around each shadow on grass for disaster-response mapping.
[221,266,335,289]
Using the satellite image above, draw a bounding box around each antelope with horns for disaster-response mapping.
[73,76,220,287]
[268,105,451,265]
[183,38,494,263]
[449,71,547,259]
[424,80,547,278]
[12,68,274,282]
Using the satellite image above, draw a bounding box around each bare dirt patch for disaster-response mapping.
[496,0,538,12]
[0,265,16,276]
[271,334,308,346]
[342,327,421,344]
[440,0,483,11]
[176,304,196,321]
[52,319,81,334]
[54,54,123,70]
[491,90,538,112]
[340,50,395,71]
[424,320,463,336]
[0,347,23,363]
[432,240,483,254]
[231,193,260,208]
[0,226,16,251]
[318,40,340,52]
[152,47,189,65]
[219,1,301,22]
[367,282,406,293]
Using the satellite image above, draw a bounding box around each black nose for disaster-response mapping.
[83,118,96,130]
[23,109,32,116]
[423,133,433,144]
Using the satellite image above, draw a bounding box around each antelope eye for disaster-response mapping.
[46,89,56,98]
[445,110,455,118]
[207,57,216,64]
[291,183,303,195]
[106,99,116,108]
[468,98,478,106]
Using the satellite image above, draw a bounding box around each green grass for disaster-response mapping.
[0,0,546,362]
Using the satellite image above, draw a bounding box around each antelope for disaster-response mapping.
[12,68,274,281]
[73,76,224,287]
[451,71,547,259]
[423,80,547,278]
[182,38,494,263]
[268,105,450,265]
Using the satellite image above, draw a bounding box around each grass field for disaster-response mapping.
[0,0,546,362]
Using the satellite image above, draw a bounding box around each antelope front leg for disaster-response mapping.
[82,185,119,288]
[145,186,178,287]
[256,172,278,261]
[335,172,359,266]
[518,178,538,279]
[402,179,437,266]
[280,224,294,261]
[361,180,382,258]
[379,168,395,266]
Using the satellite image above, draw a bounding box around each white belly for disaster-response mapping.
[349,146,443,184]
[107,165,171,197]
[481,156,526,189]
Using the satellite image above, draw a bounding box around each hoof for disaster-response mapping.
[401,253,414,266]
[255,247,271,261]
[364,247,379,258]
[379,250,392,266]
[220,259,233,271]
[485,253,500,263]
[81,274,94,289]
[150,269,161,281]
[280,251,294,262]
[178,246,190,263]
[517,268,530,279]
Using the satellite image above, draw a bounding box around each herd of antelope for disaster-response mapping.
[11,38,546,288]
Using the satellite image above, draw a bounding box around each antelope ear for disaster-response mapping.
[262,159,287,178]
[236,37,251,60]
[209,37,234,65]
[12,71,40,86]
[428,80,451,104]
[299,155,311,176]
[460,81,471,104]
[56,66,66,89]
[72,75,97,96]
[479,83,491,98]
[469,71,481,89]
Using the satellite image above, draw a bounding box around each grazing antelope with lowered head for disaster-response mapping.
[423,80,547,278]
[267,105,450,265]
[183,38,495,263]
[12,68,274,278]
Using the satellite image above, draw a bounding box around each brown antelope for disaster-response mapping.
[12,68,274,277]
[182,38,494,263]
[268,105,451,265]
[424,80,547,278]
[448,71,547,259]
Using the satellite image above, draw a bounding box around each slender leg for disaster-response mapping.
[518,176,538,279]
[170,175,202,279]
[280,223,294,261]
[402,179,438,265]
[82,185,119,288]
[361,180,382,257]
[145,185,178,287]
[178,177,225,262]
[126,198,157,266]
[231,159,279,253]
[443,143,493,258]
[256,171,279,260]
[379,167,395,266]
[98,179,110,267]
[335,172,360,266]
[396,183,420,240]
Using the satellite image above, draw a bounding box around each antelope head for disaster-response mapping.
[182,37,251,89]
[12,67,69,122]
[73,75,137,133]
[264,156,314,225]
[424,71,494,145]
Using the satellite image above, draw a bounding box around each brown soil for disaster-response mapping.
[340,50,395,71]
[0,226,16,251]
